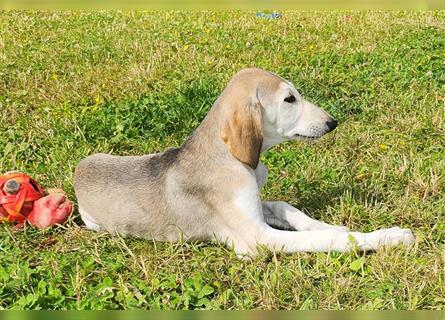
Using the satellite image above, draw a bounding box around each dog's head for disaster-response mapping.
[220,68,337,169]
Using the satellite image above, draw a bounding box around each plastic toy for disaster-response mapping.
[0,171,72,228]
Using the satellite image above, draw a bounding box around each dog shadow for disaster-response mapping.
[285,180,384,221]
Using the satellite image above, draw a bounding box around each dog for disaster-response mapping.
[73,68,414,257]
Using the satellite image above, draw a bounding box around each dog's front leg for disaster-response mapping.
[262,202,294,230]
[217,187,414,256]
[262,201,347,231]
[223,221,415,255]
[254,224,415,253]
[222,222,415,256]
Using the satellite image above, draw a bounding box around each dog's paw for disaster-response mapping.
[369,227,415,249]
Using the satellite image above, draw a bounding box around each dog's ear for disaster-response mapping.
[221,99,263,169]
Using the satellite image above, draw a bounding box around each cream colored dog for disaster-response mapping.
[74,68,414,257]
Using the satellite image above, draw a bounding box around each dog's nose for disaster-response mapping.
[326,119,338,131]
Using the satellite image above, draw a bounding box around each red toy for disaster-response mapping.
[0,171,72,228]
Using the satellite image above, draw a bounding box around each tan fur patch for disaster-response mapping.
[221,100,263,169]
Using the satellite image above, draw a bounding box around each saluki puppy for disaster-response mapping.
[74,68,414,256]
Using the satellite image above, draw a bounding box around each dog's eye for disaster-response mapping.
[284,95,296,103]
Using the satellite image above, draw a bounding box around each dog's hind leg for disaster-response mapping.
[262,201,347,231]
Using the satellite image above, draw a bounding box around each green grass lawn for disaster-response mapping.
[1,11,445,310]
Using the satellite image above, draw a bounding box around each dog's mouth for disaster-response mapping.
[293,133,322,140]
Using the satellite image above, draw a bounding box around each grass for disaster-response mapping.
[1,11,445,310]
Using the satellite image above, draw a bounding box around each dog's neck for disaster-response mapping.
[181,101,228,157]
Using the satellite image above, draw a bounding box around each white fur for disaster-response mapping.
[263,200,347,231]
[260,80,335,151]
[257,227,414,253]
[79,206,101,231]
